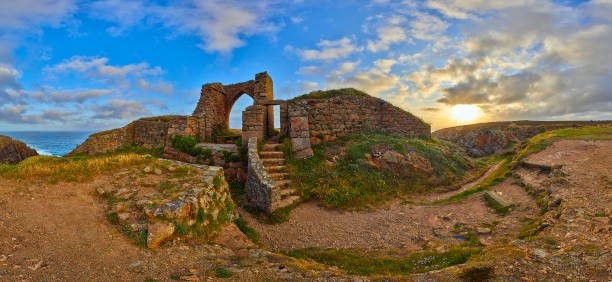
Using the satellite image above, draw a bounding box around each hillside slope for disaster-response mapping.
[432,120,611,157]
[0,135,38,164]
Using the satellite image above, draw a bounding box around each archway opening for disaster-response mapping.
[228,94,254,130]
[273,105,280,133]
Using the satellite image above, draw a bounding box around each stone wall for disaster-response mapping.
[284,94,431,157]
[100,159,236,248]
[66,115,206,156]
[245,137,279,214]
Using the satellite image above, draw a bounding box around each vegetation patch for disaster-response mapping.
[234,218,259,244]
[214,268,232,278]
[169,135,212,158]
[284,247,481,276]
[285,132,475,208]
[0,153,150,183]
[290,88,370,101]
[513,126,612,165]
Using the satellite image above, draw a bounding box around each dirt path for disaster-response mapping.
[241,175,536,251]
[0,177,340,281]
[414,160,504,203]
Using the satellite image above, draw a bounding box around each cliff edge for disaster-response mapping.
[0,135,38,164]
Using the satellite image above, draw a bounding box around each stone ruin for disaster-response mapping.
[68,71,431,213]
[193,72,277,145]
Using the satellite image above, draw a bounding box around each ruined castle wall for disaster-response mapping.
[66,116,206,156]
[286,95,430,157]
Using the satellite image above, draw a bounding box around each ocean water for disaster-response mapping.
[0,131,93,157]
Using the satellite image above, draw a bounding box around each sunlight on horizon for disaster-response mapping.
[450,104,481,122]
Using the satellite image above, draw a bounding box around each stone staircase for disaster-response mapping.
[259,139,300,210]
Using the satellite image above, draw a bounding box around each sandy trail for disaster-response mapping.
[241,174,535,251]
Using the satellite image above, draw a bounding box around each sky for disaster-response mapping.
[0,0,611,132]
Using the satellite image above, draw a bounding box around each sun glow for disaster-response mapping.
[450,104,480,122]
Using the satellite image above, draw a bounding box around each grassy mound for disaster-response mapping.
[283,133,477,208]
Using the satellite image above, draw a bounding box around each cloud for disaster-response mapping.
[290,17,304,24]
[296,66,324,76]
[89,0,282,53]
[0,105,43,124]
[366,26,409,52]
[41,109,77,121]
[420,107,440,112]
[0,0,76,29]
[88,0,147,36]
[92,99,151,120]
[137,79,174,96]
[405,0,612,121]
[293,37,362,61]
[409,12,449,41]
[329,71,400,96]
[373,59,397,74]
[298,81,318,92]
[45,89,112,104]
[48,56,164,78]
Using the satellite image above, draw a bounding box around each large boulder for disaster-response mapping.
[0,135,38,164]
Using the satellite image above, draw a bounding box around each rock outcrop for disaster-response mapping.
[0,135,38,164]
[433,120,612,157]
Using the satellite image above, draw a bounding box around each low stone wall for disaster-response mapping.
[283,94,431,157]
[67,116,205,156]
[245,137,278,213]
[100,159,236,248]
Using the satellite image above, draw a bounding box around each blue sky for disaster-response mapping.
[1,0,611,131]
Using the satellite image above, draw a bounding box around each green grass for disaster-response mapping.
[115,144,164,157]
[290,88,370,101]
[286,132,474,208]
[214,268,232,278]
[284,247,481,276]
[169,135,212,158]
[433,126,612,205]
[0,153,151,183]
[233,218,259,244]
[514,126,612,164]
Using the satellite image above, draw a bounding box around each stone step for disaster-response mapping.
[262,158,285,166]
[275,179,292,188]
[259,151,283,158]
[484,191,514,212]
[269,172,289,180]
[262,144,280,151]
[265,165,287,173]
[272,195,300,210]
[280,188,296,197]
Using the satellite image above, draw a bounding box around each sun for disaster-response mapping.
[450,104,480,122]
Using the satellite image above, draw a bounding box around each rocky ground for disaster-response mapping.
[243,139,612,280]
[0,138,610,281]
[241,168,536,252]
[0,175,349,281]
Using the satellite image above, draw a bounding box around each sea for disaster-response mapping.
[0,131,93,157]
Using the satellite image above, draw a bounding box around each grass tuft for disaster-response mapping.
[284,247,481,276]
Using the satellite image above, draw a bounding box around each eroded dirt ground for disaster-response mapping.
[241,163,536,252]
[244,139,612,280]
[0,175,348,281]
[1,139,610,281]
